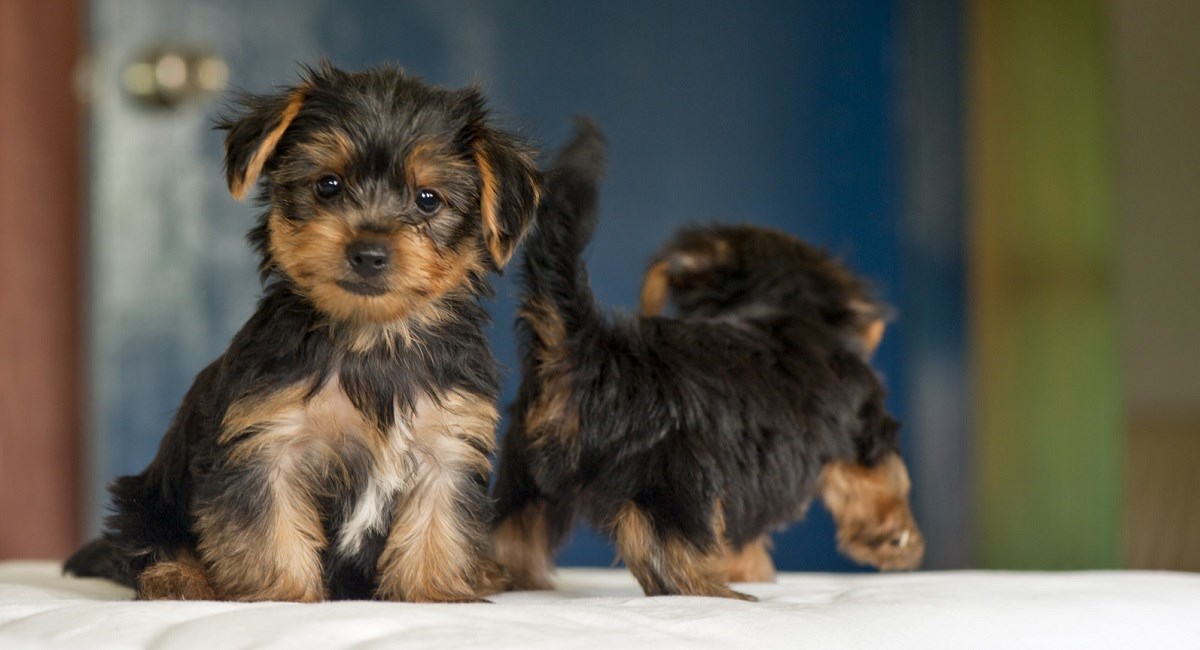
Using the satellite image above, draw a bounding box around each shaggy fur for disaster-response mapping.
[491,120,922,599]
[65,62,540,602]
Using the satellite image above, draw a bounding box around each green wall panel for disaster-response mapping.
[969,0,1123,568]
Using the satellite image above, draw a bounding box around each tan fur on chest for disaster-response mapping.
[219,377,381,466]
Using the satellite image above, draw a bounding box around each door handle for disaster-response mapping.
[122,47,228,109]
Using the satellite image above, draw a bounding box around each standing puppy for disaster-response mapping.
[492,120,921,600]
[639,224,906,584]
[65,63,540,602]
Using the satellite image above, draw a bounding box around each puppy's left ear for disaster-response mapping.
[471,125,541,269]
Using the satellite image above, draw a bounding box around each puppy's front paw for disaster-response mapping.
[822,455,925,571]
[836,511,924,571]
[138,559,217,600]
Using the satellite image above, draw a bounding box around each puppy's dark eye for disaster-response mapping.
[314,176,342,199]
[415,188,442,215]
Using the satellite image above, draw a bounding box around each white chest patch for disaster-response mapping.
[335,413,415,556]
[334,389,499,557]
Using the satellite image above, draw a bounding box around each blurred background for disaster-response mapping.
[1,0,1195,572]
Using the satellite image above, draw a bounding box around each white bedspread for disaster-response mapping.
[1,562,1197,649]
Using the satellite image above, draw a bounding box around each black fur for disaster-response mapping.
[66,63,537,601]
[493,119,910,593]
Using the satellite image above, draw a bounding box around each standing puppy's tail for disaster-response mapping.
[518,118,607,333]
[510,119,608,478]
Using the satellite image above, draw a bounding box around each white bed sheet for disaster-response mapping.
[1,561,1197,649]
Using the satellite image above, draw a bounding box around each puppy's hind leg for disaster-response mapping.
[717,536,777,584]
[492,497,575,591]
[613,501,755,601]
[491,390,578,592]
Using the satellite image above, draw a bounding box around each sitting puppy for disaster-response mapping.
[65,62,540,602]
[492,120,922,599]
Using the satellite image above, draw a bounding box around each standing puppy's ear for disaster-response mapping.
[638,237,732,315]
[848,299,889,360]
[218,86,308,201]
[465,95,541,268]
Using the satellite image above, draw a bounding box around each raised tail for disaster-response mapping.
[518,117,608,333]
[503,118,610,492]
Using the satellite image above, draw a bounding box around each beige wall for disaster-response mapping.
[1110,0,1200,415]
[1108,0,1200,570]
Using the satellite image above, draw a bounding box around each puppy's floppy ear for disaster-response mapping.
[639,237,732,314]
[462,94,541,268]
[639,260,673,316]
[473,132,541,267]
[848,299,891,360]
[218,85,309,201]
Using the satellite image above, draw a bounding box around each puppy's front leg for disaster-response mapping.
[376,392,496,603]
[192,458,327,602]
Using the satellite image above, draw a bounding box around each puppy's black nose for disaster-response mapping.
[346,240,390,278]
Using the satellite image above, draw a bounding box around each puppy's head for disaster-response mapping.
[218,62,540,324]
[640,224,889,358]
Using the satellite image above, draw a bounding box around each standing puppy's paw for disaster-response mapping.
[821,454,925,571]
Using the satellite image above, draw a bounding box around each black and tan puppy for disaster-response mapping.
[492,120,921,599]
[639,225,908,584]
[65,62,540,602]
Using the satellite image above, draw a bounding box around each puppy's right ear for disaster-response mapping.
[638,238,731,315]
[218,87,308,201]
[639,260,673,316]
[848,299,888,360]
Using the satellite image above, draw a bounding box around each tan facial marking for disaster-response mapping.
[267,210,485,326]
[407,141,474,190]
[294,129,354,177]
